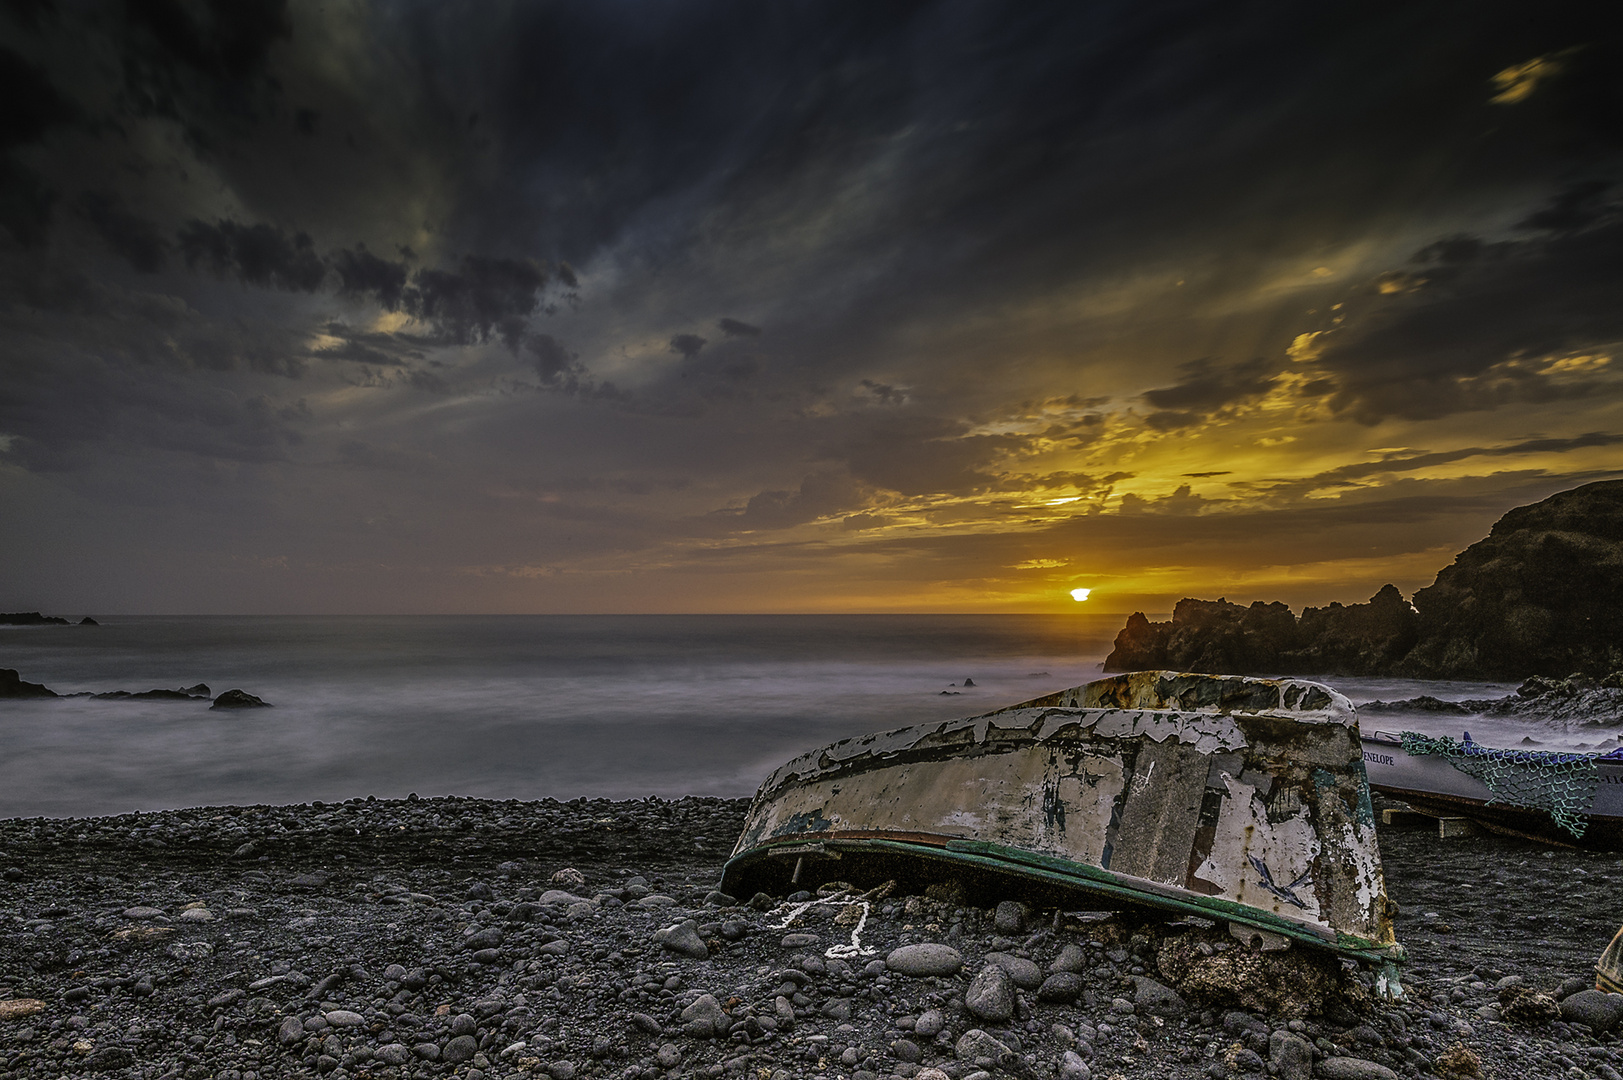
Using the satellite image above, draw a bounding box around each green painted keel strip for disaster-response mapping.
[727,836,1399,966]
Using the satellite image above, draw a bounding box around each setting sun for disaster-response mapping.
[1070,588,1092,602]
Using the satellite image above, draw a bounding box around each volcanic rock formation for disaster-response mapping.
[1105,479,1623,681]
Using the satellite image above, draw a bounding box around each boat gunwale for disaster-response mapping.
[721,832,1400,963]
[1359,731,1623,846]
[753,699,1359,803]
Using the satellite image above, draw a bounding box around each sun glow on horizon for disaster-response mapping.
[1070,587,1092,602]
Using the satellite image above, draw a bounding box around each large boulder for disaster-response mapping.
[0,668,57,698]
[1402,479,1623,679]
[211,689,271,709]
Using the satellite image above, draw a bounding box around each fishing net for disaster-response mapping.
[1398,732,1623,840]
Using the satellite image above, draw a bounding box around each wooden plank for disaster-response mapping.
[1107,738,1208,887]
[1436,816,1479,839]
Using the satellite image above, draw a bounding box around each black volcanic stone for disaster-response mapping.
[0,791,1609,1079]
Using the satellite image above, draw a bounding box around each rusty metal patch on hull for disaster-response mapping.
[722,671,1402,993]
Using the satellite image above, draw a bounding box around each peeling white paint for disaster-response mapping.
[1194,772,1323,920]
[1340,820,1383,916]
[764,705,1253,793]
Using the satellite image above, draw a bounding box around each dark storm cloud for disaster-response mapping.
[117,0,292,131]
[178,219,328,292]
[0,44,79,248]
[838,417,1016,497]
[0,339,309,472]
[78,192,169,273]
[0,159,59,249]
[403,257,549,346]
[1304,195,1623,423]
[332,247,408,310]
[1516,179,1612,232]
[1141,358,1277,414]
[726,471,865,530]
[314,338,406,368]
[669,334,706,360]
[525,333,583,387]
[1264,433,1623,494]
[718,318,761,338]
[315,324,427,365]
[1,0,53,32]
[858,380,906,406]
[176,230,552,347]
[0,46,79,150]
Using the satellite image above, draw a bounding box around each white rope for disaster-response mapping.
[770,892,878,959]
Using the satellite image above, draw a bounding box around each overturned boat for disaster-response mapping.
[1361,729,1623,847]
[723,670,1401,989]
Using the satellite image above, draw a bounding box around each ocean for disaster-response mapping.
[0,614,1570,819]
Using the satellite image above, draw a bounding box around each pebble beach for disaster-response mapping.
[3,793,1622,1080]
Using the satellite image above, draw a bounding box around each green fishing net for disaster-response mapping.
[1398,732,1616,840]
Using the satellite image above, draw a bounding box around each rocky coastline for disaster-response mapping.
[1359,674,1623,729]
[4,794,1622,1080]
[0,669,269,709]
[1105,479,1623,682]
[0,613,97,627]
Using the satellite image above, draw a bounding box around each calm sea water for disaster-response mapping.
[0,615,1582,819]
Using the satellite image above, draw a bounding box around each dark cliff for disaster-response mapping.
[1400,479,1623,679]
[1104,479,1623,681]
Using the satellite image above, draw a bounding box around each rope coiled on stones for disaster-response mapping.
[769,881,895,960]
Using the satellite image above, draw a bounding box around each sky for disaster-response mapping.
[2,0,1620,616]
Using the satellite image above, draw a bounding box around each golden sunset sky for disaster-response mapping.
[2,2,1619,613]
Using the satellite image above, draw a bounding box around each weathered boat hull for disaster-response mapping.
[1361,731,1623,847]
[723,671,1400,972]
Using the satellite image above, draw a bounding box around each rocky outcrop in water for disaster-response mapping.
[0,611,97,626]
[0,612,71,626]
[1106,480,1623,681]
[0,668,57,698]
[87,684,211,702]
[212,689,271,709]
[0,670,269,707]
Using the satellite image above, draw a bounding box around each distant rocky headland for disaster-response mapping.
[0,668,270,709]
[0,611,97,626]
[1105,478,1623,682]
